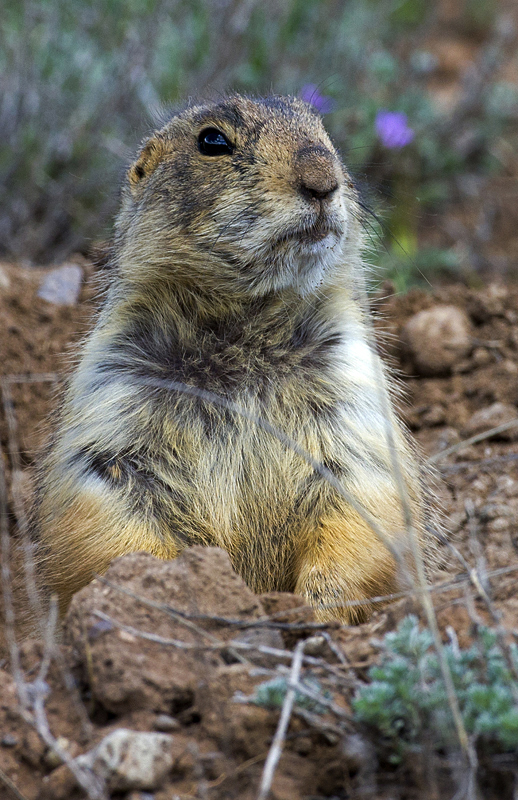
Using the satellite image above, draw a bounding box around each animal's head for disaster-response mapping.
[117,95,362,299]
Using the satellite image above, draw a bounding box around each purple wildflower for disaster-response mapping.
[300,83,336,114]
[375,110,414,148]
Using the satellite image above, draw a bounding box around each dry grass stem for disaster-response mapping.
[0,441,28,710]
[256,639,306,800]
[2,374,58,385]
[91,609,326,668]
[1,379,43,628]
[30,595,107,800]
[428,419,518,464]
[358,287,473,772]
[0,766,30,800]
[96,574,333,631]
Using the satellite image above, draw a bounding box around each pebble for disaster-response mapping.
[401,305,472,376]
[37,263,83,305]
[478,504,513,522]
[39,764,78,800]
[447,511,466,534]
[472,347,491,367]
[1,733,18,747]
[43,736,79,769]
[420,404,445,426]
[468,283,507,322]
[153,714,181,732]
[75,728,174,791]
[303,635,327,656]
[231,626,285,667]
[488,518,511,533]
[463,402,518,441]
[0,265,10,289]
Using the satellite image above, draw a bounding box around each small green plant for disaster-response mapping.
[378,246,461,292]
[353,615,518,763]
[249,675,329,714]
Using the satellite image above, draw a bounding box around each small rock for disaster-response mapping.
[434,427,461,451]
[37,264,83,305]
[303,635,327,656]
[0,264,10,289]
[420,404,445,426]
[468,284,507,322]
[21,728,46,768]
[75,729,174,791]
[488,518,510,533]
[463,402,518,441]
[229,626,285,667]
[495,475,518,497]
[341,733,375,773]
[502,358,518,375]
[153,713,181,732]
[43,736,79,769]
[1,733,18,747]
[38,764,78,800]
[478,503,514,522]
[472,347,491,367]
[401,305,472,376]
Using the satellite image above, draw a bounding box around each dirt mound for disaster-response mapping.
[1,546,387,800]
[1,262,518,798]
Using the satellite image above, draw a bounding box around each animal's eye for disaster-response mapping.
[198,128,234,156]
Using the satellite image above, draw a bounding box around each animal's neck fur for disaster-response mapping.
[106,272,344,357]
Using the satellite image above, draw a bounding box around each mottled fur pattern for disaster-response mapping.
[35,95,423,620]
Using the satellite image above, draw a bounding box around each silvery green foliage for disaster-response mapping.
[2,0,514,266]
[250,676,329,714]
[353,615,518,762]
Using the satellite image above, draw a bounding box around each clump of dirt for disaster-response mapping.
[1,261,518,799]
[1,546,387,800]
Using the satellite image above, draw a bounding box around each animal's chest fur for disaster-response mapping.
[66,307,394,590]
[151,328,385,524]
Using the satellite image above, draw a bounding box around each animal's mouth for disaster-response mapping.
[274,218,342,248]
[304,224,333,243]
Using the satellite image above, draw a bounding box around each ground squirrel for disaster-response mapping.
[35,94,424,621]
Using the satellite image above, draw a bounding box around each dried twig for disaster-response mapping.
[1,379,93,737]
[1,379,43,627]
[2,373,58,385]
[359,288,472,764]
[0,767,30,800]
[206,751,268,790]
[0,441,28,709]
[97,574,333,631]
[256,639,306,800]
[30,596,106,800]
[428,420,518,464]
[438,453,518,473]
[91,609,324,667]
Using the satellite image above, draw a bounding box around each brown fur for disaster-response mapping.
[34,95,424,621]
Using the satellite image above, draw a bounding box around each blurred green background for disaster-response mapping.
[1,0,517,288]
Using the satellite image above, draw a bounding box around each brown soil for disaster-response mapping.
[1,261,518,799]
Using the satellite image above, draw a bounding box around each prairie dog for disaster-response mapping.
[35,95,423,621]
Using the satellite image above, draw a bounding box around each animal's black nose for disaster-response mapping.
[295,145,340,201]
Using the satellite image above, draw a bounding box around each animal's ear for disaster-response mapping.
[128,137,168,196]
